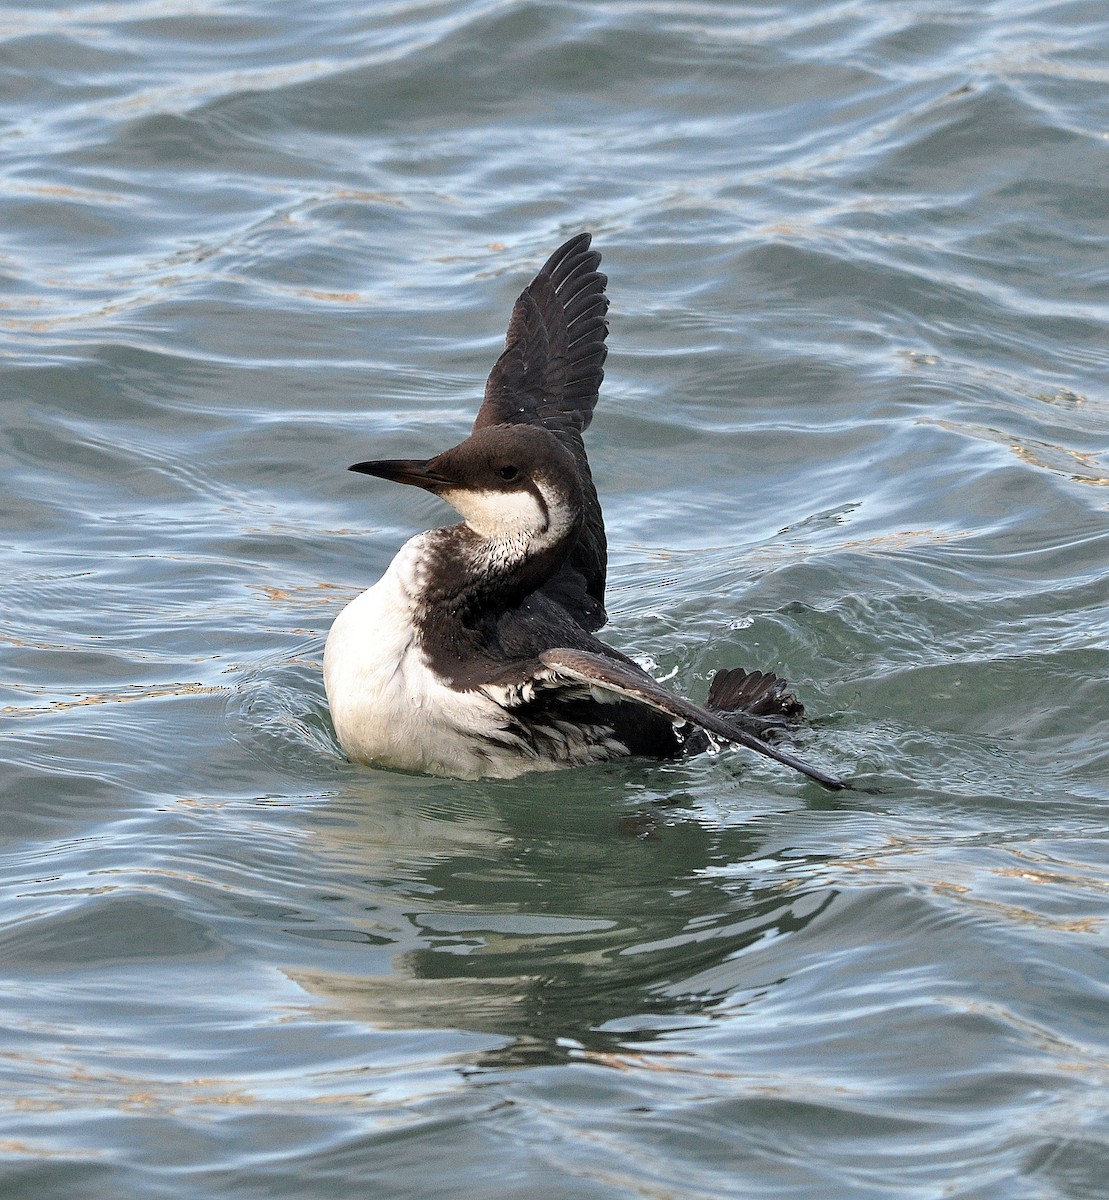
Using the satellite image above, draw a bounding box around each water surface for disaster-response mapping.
[2,1,1108,1196]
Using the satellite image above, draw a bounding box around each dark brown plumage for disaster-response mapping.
[328,233,852,790]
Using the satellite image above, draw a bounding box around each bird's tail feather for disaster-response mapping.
[705,667,804,737]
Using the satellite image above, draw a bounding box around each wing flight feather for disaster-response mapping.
[473,234,610,629]
[538,648,850,791]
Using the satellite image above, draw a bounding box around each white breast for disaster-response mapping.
[324,531,631,780]
[323,534,532,779]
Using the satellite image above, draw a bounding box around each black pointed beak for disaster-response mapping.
[348,458,451,492]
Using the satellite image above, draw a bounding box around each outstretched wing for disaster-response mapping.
[537,648,851,791]
[475,232,608,436]
[474,233,610,630]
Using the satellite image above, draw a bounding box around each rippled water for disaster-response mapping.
[3,1,1108,1196]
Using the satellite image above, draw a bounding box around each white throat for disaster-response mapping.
[441,481,571,549]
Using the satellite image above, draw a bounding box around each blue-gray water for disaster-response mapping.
[3,1,1108,1196]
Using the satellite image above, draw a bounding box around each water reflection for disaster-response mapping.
[287,770,842,1067]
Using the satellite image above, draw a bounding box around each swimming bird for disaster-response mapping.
[324,233,849,790]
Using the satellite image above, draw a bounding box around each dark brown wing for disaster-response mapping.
[475,232,609,435]
[538,648,851,791]
[474,233,610,631]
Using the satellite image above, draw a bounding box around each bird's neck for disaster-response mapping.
[420,519,576,619]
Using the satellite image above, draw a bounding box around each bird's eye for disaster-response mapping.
[497,465,519,481]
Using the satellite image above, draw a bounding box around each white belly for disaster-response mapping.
[323,537,559,780]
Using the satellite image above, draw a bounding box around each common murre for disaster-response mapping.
[324,233,850,790]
